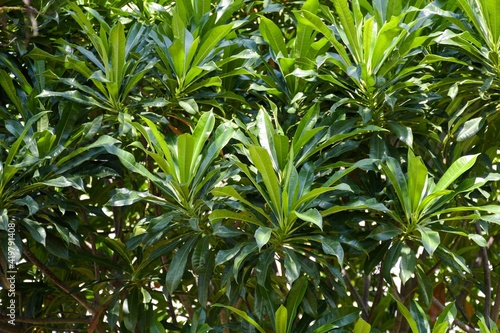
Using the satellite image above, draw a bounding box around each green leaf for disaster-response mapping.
[468,233,488,247]
[12,195,39,216]
[284,248,301,284]
[295,209,323,230]
[455,117,485,142]
[387,122,413,148]
[215,243,244,266]
[410,300,431,333]
[275,305,288,333]
[190,111,214,171]
[353,318,371,333]
[321,237,344,266]
[165,237,198,294]
[333,0,361,62]
[285,276,308,333]
[433,154,479,193]
[255,226,272,250]
[110,22,126,86]
[394,299,420,333]
[382,156,410,218]
[22,219,46,245]
[407,150,428,214]
[212,304,266,333]
[400,243,416,285]
[249,145,282,217]
[177,133,195,184]
[417,225,440,256]
[193,24,233,66]
[0,69,26,119]
[259,16,288,57]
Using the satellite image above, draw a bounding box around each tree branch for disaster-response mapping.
[22,246,96,315]
[342,268,369,319]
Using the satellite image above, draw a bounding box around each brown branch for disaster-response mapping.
[22,246,96,315]
[492,281,500,323]
[342,268,369,319]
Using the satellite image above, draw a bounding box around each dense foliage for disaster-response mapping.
[1,0,500,332]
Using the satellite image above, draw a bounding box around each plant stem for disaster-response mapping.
[342,268,369,318]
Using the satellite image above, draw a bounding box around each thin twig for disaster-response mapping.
[22,246,96,315]
[342,268,369,318]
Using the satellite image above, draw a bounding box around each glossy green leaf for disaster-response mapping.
[259,16,287,57]
[285,276,308,333]
[417,225,440,256]
[249,145,282,216]
[294,209,323,230]
[165,237,198,294]
[353,318,371,333]
[255,226,272,250]
[212,304,266,333]
[394,299,420,333]
[433,154,479,193]
[284,248,301,284]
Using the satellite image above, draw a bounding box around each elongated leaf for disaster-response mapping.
[433,154,479,193]
[193,24,233,66]
[285,276,308,333]
[110,22,126,86]
[295,209,322,230]
[417,225,440,256]
[249,145,282,217]
[275,305,288,333]
[333,0,361,62]
[407,150,428,214]
[387,122,413,148]
[394,299,420,333]
[284,248,301,284]
[177,133,194,184]
[0,69,26,119]
[212,304,266,333]
[165,237,198,294]
[255,226,272,250]
[353,318,371,333]
[259,17,288,57]
[381,157,410,217]
[455,117,484,142]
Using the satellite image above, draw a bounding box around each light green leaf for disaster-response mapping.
[433,154,479,193]
[275,305,288,333]
[212,304,265,333]
[394,299,420,333]
[407,150,428,213]
[249,145,282,216]
[285,276,308,333]
[417,225,440,256]
[193,24,233,66]
[255,227,272,250]
[455,117,484,142]
[259,16,287,57]
[400,243,416,285]
[284,248,301,284]
[353,318,371,333]
[294,209,323,230]
[468,233,488,247]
